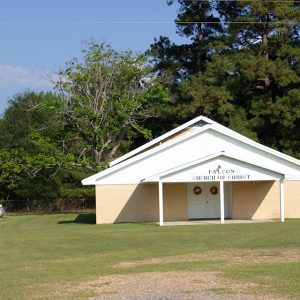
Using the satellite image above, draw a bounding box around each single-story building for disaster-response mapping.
[82,116,300,225]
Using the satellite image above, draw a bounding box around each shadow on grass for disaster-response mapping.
[58,215,159,226]
[58,213,96,224]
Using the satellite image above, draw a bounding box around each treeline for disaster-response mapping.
[1,0,300,211]
[0,44,168,211]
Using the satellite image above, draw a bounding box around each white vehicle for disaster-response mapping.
[0,204,5,218]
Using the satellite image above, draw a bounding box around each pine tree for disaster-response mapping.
[212,0,300,156]
[146,0,232,134]
[147,0,300,157]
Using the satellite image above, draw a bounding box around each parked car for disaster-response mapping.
[0,204,5,218]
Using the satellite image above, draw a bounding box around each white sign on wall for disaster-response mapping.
[192,165,251,181]
[161,157,283,182]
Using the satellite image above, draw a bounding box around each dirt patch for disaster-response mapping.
[27,270,288,300]
[83,271,284,300]
[114,248,300,269]
[18,265,46,272]
[39,249,299,299]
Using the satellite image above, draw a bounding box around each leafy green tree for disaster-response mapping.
[0,91,94,210]
[0,149,26,194]
[0,41,170,209]
[55,41,168,167]
[0,91,63,149]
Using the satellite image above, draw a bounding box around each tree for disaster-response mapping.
[147,0,235,134]
[211,0,300,155]
[0,91,63,149]
[147,0,300,157]
[149,0,222,81]
[0,91,94,210]
[55,41,168,168]
[0,42,169,210]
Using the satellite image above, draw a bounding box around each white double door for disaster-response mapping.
[188,182,222,219]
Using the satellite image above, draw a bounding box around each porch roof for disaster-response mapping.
[142,151,285,183]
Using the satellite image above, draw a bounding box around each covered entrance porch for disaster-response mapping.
[142,152,285,226]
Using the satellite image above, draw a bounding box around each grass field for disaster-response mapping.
[1,213,300,299]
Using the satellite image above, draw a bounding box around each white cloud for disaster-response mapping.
[0,64,56,88]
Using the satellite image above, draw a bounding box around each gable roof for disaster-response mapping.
[82,115,300,185]
[109,116,210,167]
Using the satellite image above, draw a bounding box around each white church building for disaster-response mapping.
[82,116,300,225]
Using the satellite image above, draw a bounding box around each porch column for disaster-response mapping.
[220,180,225,224]
[158,180,164,226]
[280,179,285,223]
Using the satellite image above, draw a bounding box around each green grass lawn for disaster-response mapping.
[1,213,300,299]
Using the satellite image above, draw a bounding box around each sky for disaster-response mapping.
[0,0,188,114]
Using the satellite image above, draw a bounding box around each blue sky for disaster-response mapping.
[0,0,188,114]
